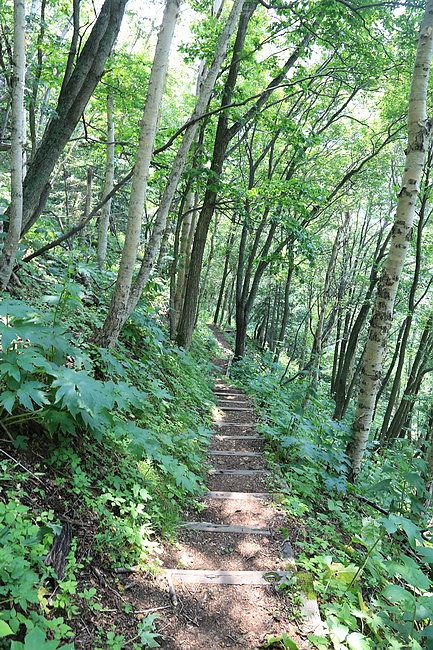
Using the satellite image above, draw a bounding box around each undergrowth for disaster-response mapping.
[230,352,433,650]
[0,267,218,648]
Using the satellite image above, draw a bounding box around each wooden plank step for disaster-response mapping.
[164,569,290,585]
[209,450,262,457]
[214,435,262,440]
[209,468,268,475]
[213,422,257,427]
[219,406,253,412]
[202,491,271,500]
[181,521,270,534]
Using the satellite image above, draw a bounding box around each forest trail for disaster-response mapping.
[129,327,323,649]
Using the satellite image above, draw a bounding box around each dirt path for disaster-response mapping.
[128,327,322,648]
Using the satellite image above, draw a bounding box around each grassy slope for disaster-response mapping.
[0,265,218,649]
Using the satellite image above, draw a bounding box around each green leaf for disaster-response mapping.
[0,621,13,638]
[307,635,328,650]
[0,390,16,413]
[382,584,415,606]
[16,381,49,411]
[385,558,430,591]
[346,632,372,650]
[416,546,433,563]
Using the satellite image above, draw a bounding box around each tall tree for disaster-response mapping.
[97,93,115,270]
[0,0,25,289]
[1,0,127,251]
[93,0,181,348]
[346,0,433,482]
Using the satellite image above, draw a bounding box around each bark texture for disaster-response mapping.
[19,0,127,237]
[94,0,181,348]
[97,93,115,269]
[0,0,25,289]
[347,0,433,482]
[126,0,246,317]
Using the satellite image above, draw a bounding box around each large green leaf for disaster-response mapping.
[382,584,415,606]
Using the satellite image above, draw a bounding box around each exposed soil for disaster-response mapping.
[206,472,270,493]
[210,454,266,470]
[127,325,313,649]
[211,437,265,452]
[130,577,310,649]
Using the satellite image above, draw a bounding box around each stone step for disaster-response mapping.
[180,521,270,534]
[209,468,268,475]
[209,450,262,457]
[164,569,290,585]
[202,491,271,500]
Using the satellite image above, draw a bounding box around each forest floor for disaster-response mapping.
[120,326,324,649]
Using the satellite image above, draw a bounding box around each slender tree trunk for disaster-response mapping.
[80,167,93,242]
[93,0,181,348]
[0,0,25,289]
[177,19,315,349]
[303,217,345,405]
[273,256,294,362]
[214,231,235,325]
[18,0,128,237]
[170,189,194,337]
[383,315,433,443]
[125,0,246,319]
[332,230,391,419]
[347,0,433,482]
[97,93,115,269]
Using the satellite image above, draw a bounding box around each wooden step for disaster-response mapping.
[214,435,262,441]
[181,521,271,534]
[209,450,262,457]
[219,406,252,412]
[164,569,290,585]
[218,400,250,405]
[209,468,268,475]
[202,491,271,500]
[214,390,245,396]
[213,422,257,427]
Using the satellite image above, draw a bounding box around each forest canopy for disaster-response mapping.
[3,0,433,647]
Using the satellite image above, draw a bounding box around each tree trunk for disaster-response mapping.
[125,0,246,319]
[347,0,433,482]
[97,93,115,269]
[0,0,25,290]
[273,256,294,362]
[176,19,315,349]
[18,0,127,237]
[214,230,235,325]
[93,0,181,348]
[332,229,391,419]
[383,315,433,443]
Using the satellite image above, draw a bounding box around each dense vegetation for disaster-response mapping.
[2,0,433,647]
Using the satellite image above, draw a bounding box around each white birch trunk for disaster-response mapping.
[347,0,433,482]
[0,0,26,290]
[125,0,246,316]
[97,93,115,269]
[94,0,181,347]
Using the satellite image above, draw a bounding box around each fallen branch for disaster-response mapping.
[352,493,389,515]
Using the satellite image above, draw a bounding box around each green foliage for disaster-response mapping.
[0,484,75,648]
[231,353,433,649]
[0,293,215,645]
